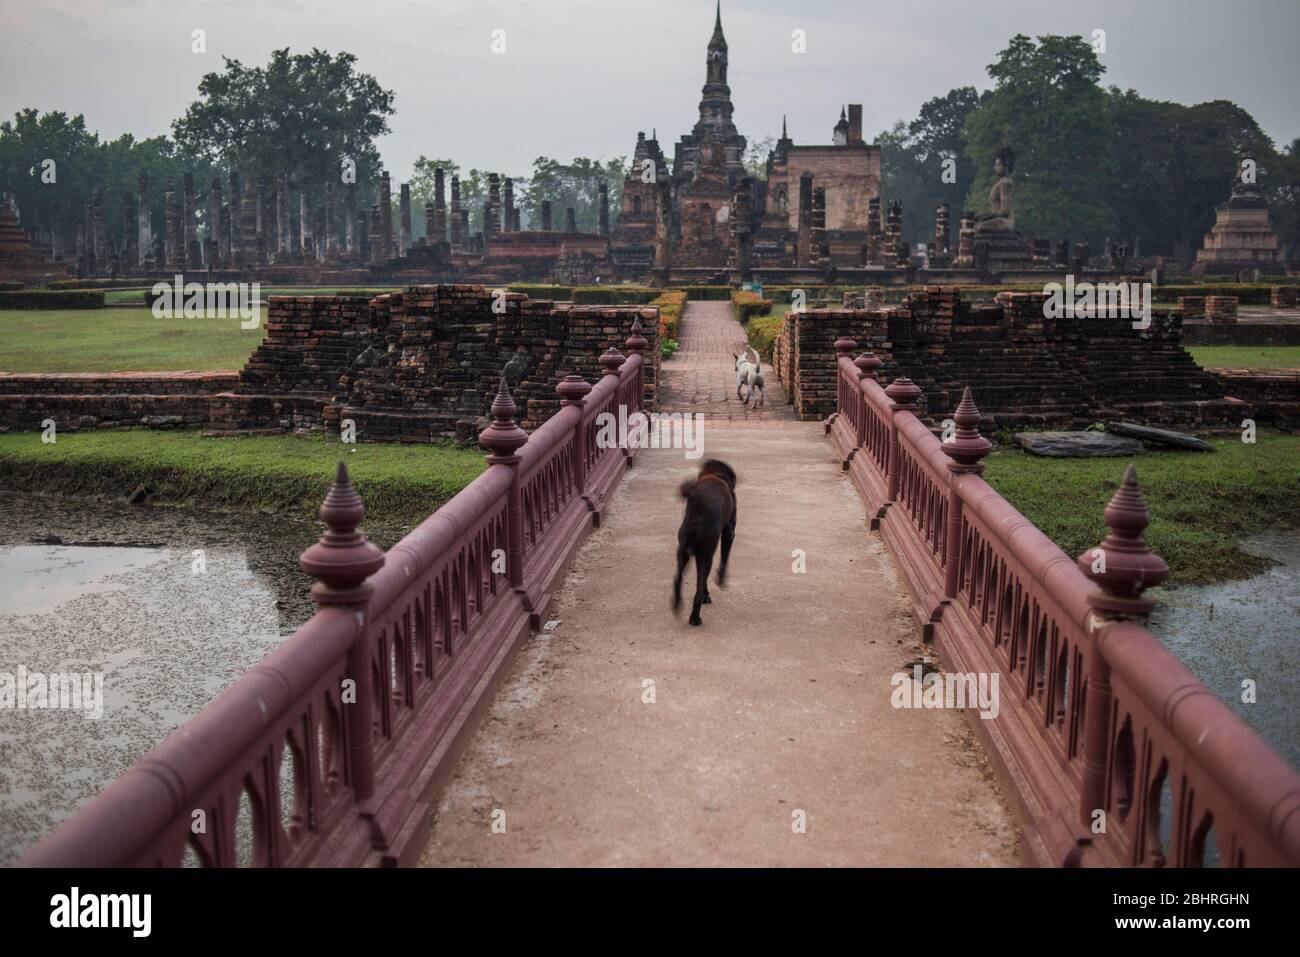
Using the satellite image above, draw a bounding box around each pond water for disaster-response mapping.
[0,491,407,866]
[1149,530,1300,771]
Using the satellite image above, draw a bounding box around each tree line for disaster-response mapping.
[2,36,1295,261]
[874,34,1298,257]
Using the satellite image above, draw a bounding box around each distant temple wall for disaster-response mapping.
[771,146,881,232]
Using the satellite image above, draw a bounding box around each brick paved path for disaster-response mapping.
[420,300,1019,867]
[658,300,793,421]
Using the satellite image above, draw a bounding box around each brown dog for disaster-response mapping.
[671,459,737,626]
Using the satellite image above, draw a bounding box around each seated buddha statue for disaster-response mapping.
[975,145,1016,233]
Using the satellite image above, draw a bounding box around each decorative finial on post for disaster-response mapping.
[626,317,648,355]
[479,375,528,462]
[942,387,992,472]
[556,373,592,406]
[1078,464,1169,618]
[834,336,857,357]
[299,462,385,605]
[599,345,625,377]
[884,376,923,411]
[854,352,882,380]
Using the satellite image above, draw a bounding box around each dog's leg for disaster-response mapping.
[672,540,690,615]
[690,542,715,626]
[718,521,734,587]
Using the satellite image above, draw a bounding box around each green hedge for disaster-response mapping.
[753,283,1288,308]
[0,281,25,292]
[571,286,663,304]
[47,278,153,290]
[0,290,105,309]
[1151,284,1280,305]
[731,290,774,325]
[676,285,732,301]
[745,314,786,362]
[507,283,572,300]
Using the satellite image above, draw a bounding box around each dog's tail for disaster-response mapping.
[745,346,761,371]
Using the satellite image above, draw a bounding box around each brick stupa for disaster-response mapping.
[0,194,60,283]
[1193,176,1286,275]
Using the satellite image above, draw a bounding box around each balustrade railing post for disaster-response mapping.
[853,352,883,454]
[829,337,856,431]
[557,373,593,502]
[480,377,529,593]
[1075,465,1169,845]
[940,387,991,599]
[298,462,386,803]
[883,376,923,503]
[599,345,628,458]
[626,316,648,415]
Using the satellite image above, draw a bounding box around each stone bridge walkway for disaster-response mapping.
[420,301,1018,866]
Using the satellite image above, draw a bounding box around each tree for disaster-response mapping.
[877,87,986,244]
[0,109,97,250]
[0,109,210,259]
[743,135,775,180]
[964,34,1119,245]
[172,48,394,193]
[1268,137,1300,258]
[1106,92,1276,256]
[517,156,626,232]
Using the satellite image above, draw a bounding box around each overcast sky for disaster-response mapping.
[3,0,1297,180]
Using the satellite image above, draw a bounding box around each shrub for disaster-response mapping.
[47,278,152,290]
[660,338,680,361]
[650,291,686,340]
[508,283,572,300]
[571,286,662,304]
[677,285,731,301]
[0,290,105,309]
[731,290,774,325]
[0,281,25,292]
[745,313,786,362]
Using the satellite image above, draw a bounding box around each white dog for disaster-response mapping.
[733,347,765,408]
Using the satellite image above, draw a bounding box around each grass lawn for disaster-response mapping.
[0,430,485,525]
[1188,345,1300,369]
[0,308,266,372]
[981,432,1300,584]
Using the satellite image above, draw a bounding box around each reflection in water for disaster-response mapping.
[4,545,173,616]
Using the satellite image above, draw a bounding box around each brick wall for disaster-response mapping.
[773,286,1244,428]
[0,286,658,442]
[0,371,237,432]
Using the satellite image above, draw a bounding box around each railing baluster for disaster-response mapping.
[298,462,386,804]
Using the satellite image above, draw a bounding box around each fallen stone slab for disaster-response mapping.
[1105,421,1215,451]
[1014,431,1143,458]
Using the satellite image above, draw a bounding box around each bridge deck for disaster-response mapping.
[420,301,1019,866]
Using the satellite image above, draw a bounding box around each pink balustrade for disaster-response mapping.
[827,338,1300,867]
[21,322,649,868]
